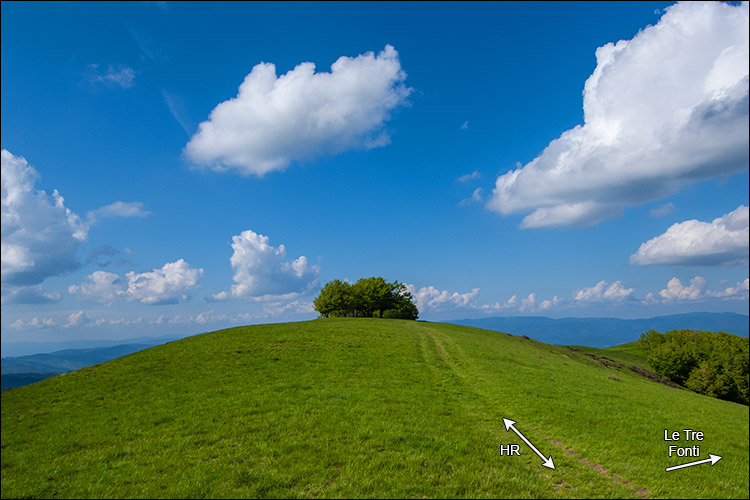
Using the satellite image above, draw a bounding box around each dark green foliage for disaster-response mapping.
[382,296,419,320]
[640,329,749,405]
[313,277,418,320]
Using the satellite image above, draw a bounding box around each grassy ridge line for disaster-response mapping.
[1,319,748,499]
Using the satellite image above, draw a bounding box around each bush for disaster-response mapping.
[382,296,419,320]
[640,329,748,405]
[313,277,418,320]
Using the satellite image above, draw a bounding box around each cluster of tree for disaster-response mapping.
[313,277,419,320]
[640,329,749,405]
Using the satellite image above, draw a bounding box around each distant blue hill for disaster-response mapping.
[0,372,61,391]
[1,332,206,390]
[1,343,155,390]
[1,333,192,358]
[447,312,749,348]
[1,343,154,375]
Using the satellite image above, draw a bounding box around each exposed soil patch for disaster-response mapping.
[580,458,608,475]
[537,430,651,497]
[626,365,681,388]
[569,348,681,390]
[434,341,447,361]
[549,439,580,456]
[554,479,574,491]
[580,352,624,369]
[578,457,651,497]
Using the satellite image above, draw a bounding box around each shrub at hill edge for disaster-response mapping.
[640,329,749,405]
[313,277,418,320]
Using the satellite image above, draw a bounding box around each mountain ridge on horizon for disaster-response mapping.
[446,311,749,348]
[1,333,195,359]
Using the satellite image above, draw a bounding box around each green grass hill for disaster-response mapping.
[2,319,748,498]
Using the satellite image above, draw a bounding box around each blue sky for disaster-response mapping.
[2,1,748,344]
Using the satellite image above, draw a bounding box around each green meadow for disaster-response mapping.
[2,319,748,498]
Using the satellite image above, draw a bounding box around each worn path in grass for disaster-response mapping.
[419,322,747,498]
[2,319,748,498]
[421,324,651,497]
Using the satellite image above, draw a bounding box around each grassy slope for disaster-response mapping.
[1,319,747,499]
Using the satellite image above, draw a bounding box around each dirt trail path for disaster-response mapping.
[415,323,652,498]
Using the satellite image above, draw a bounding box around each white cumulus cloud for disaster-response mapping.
[211,230,319,301]
[539,296,561,310]
[64,310,92,329]
[659,276,708,301]
[185,45,411,176]
[69,259,203,305]
[520,293,537,312]
[708,278,750,299]
[68,271,125,306]
[124,259,204,305]
[630,205,749,266]
[486,2,749,228]
[574,280,635,302]
[652,275,749,302]
[405,284,479,313]
[1,150,88,289]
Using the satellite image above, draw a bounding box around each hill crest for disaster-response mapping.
[2,319,747,498]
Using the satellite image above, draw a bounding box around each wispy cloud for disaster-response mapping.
[86,201,150,225]
[1,285,62,305]
[87,63,136,89]
[457,170,480,183]
[161,88,193,136]
[649,202,678,218]
[458,187,484,206]
[143,1,168,11]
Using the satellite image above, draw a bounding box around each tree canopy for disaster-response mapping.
[640,329,749,405]
[313,277,418,320]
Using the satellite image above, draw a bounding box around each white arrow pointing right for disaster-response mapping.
[665,454,722,472]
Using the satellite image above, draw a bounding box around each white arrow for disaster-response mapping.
[665,454,722,472]
[503,418,555,470]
